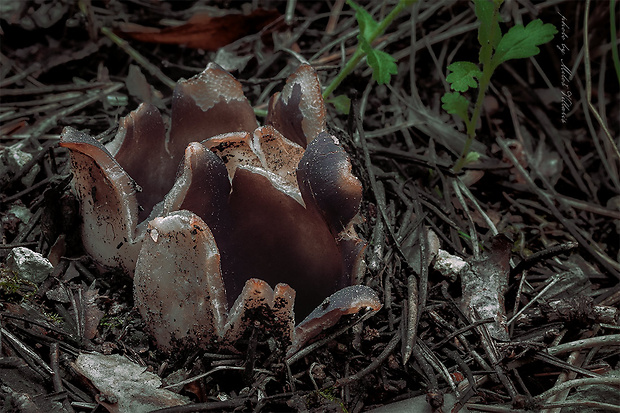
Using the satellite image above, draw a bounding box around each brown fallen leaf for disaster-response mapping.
[118,9,280,50]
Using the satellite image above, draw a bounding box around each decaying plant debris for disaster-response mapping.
[1,1,619,412]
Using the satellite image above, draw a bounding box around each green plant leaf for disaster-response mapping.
[347,0,378,42]
[366,47,398,84]
[327,95,351,114]
[441,92,470,122]
[463,150,481,165]
[446,61,482,92]
[474,0,503,64]
[492,19,557,66]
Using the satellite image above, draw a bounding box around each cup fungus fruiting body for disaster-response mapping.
[60,64,381,352]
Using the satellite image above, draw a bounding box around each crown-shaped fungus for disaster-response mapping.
[60,64,381,354]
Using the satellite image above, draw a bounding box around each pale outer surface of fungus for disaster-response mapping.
[60,63,381,353]
[185,66,248,111]
[134,211,227,352]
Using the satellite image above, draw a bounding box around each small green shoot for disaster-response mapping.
[322,0,417,99]
[318,388,349,413]
[44,311,64,324]
[0,271,21,295]
[0,269,37,302]
[100,315,123,329]
[442,0,557,172]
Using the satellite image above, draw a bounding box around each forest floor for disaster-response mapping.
[1,1,619,412]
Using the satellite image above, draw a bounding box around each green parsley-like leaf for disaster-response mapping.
[492,19,557,67]
[366,48,398,84]
[327,95,351,115]
[358,37,398,84]
[441,92,470,122]
[463,150,481,165]
[347,0,378,42]
[446,61,482,92]
[474,0,502,64]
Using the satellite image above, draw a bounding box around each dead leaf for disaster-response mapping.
[83,283,105,340]
[125,64,164,108]
[118,9,280,50]
[461,234,512,341]
[73,352,189,413]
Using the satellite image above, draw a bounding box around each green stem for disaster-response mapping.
[322,48,366,99]
[452,63,495,172]
[322,0,415,99]
[611,0,620,85]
